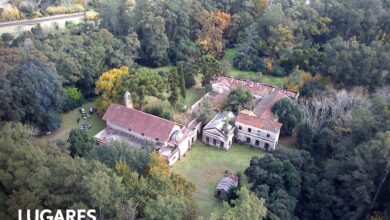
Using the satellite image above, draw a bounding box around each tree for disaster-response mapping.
[63,87,83,112]
[144,106,172,120]
[195,10,231,56]
[95,0,131,35]
[0,123,124,220]
[180,69,186,99]
[272,98,301,136]
[194,98,214,125]
[68,129,95,157]
[115,151,197,219]
[299,80,326,98]
[224,86,254,114]
[95,66,129,114]
[168,68,181,107]
[212,187,267,220]
[3,59,64,132]
[120,68,166,109]
[89,141,152,174]
[245,154,302,219]
[136,10,170,67]
[320,38,390,90]
[144,195,188,220]
[195,55,222,92]
[234,25,265,72]
[177,61,196,89]
[324,132,390,220]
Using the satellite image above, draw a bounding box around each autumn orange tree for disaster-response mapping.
[115,152,197,219]
[195,10,231,57]
[95,66,129,114]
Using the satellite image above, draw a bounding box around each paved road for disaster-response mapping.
[0,12,84,28]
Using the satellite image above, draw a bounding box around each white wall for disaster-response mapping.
[235,121,279,151]
[202,129,234,150]
[107,121,172,147]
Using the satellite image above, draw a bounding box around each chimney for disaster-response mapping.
[124,91,133,109]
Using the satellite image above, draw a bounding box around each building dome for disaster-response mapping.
[171,130,184,142]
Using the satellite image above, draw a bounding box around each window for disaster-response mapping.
[155,138,159,141]
[238,126,242,130]
[141,133,144,136]
[255,140,260,146]
[248,128,252,133]
[206,137,209,143]
[246,137,251,143]
[220,141,224,148]
[213,139,217,145]
[267,133,270,138]
[128,128,132,132]
[265,143,270,150]
[257,130,261,135]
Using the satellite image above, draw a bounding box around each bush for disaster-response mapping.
[1,33,14,42]
[144,106,172,120]
[63,87,83,112]
[0,5,22,22]
[19,2,34,17]
[271,65,287,77]
[46,4,85,15]
[85,11,99,20]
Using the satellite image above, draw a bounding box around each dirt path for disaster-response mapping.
[0,13,84,27]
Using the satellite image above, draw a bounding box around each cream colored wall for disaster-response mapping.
[202,129,234,150]
[107,121,169,146]
[235,121,279,151]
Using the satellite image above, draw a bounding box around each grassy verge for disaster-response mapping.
[37,100,105,142]
[222,48,286,88]
[172,141,265,218]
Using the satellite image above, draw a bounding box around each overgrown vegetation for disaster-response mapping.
[0,0,389,219]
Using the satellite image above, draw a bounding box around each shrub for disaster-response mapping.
[0,5,22,22]
[1,33,14,42]
[63,87,83,112]
[46,4,85,15]
[85,11,99,20]
[144,106,172,120]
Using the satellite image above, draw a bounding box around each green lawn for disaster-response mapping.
[173,141,265,218]
[222,49,286,88]
[37,100,105,142]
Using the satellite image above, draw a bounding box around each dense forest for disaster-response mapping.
[0,0,389,219]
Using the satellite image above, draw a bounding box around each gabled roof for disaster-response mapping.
[253,90,288,120]
[216,173,239,192]
[236,110,282,133]
[103,104,176,142]
[212,76,298,99]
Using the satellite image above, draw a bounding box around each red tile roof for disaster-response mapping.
[236,110,282,133]
[102,104,176,142]
[212,76,299,99]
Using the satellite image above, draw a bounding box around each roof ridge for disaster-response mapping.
[109,103,177,125]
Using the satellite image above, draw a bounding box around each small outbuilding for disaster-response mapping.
[215,172,239,201]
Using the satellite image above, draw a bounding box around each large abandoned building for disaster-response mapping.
[95,103,200,165]
[210,76,298,151]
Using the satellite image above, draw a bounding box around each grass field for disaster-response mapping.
[173,141,265,218]
[222,49,286,87]
[37,100,105,143]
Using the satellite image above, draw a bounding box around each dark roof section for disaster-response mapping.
[253,90,288,120]
[103,103,176,142]
[216,173,239,192]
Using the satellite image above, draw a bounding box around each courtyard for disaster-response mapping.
[172,141,265,218]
